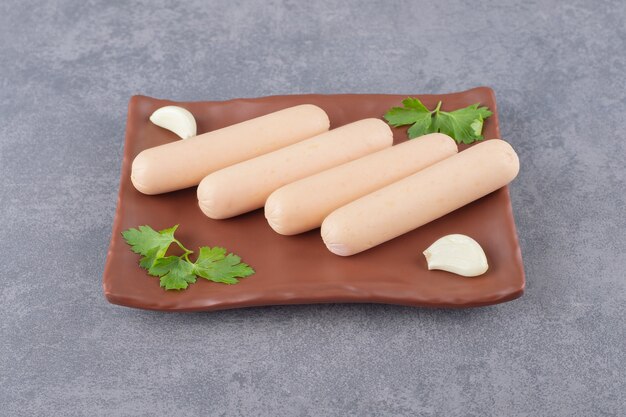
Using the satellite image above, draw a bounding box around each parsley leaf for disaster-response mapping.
[384,98,431,127]
[433,104,493,144]
[122,225,178,257]
[383,98,492,143]
[122,224,255,291]
[139,247,162,270]
[193,246,255,284]
[150,256,197,290]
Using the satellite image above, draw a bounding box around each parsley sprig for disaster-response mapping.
[384,98,492,144]
[122,225,254,290]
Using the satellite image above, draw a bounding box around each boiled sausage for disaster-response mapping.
[197,119,393,219]
[265,133,458,235]
[321,140,520,256]
[131,105,330,194]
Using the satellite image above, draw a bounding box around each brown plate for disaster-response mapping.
[103,87,525,311]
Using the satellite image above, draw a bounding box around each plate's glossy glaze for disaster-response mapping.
[103,87,525,311]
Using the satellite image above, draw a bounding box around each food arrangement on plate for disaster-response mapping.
[103,87,525,311]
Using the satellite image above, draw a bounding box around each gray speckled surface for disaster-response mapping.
[1,0,624,415]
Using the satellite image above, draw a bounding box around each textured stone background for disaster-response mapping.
[1,0,624,416]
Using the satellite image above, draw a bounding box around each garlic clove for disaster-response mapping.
[423,234,488,277]
[149,106,197,139]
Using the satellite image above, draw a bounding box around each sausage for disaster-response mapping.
[131,104,330,195]
[321,140,520,256]
[265,133,458,235]
[197,119,393,219]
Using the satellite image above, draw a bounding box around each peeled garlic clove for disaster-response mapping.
[149,106,197,139]
[423,234,488,277]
